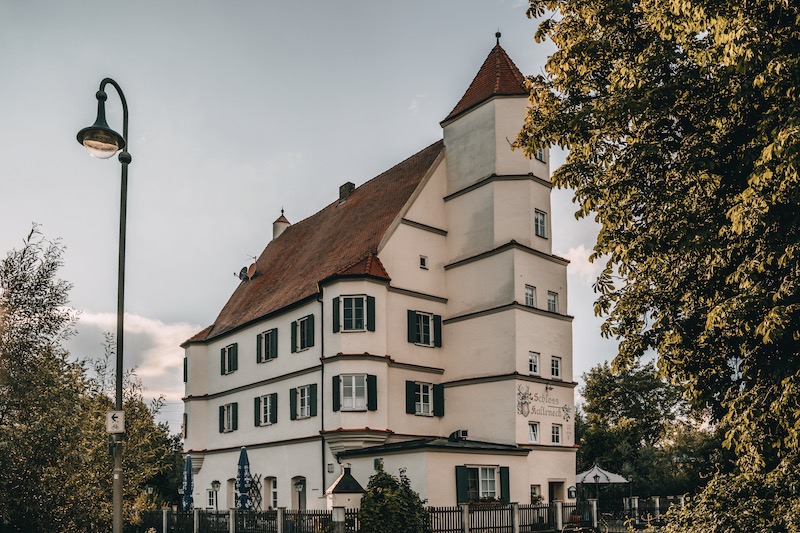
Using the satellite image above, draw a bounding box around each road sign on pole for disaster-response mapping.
[106,411,125,434]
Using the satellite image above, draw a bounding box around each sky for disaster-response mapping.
[0,1,619,432]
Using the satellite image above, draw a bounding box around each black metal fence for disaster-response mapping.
[129,498,682,533]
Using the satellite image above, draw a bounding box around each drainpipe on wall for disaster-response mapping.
[318,289,326,495]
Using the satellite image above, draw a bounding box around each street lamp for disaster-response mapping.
[594,473,601,508]
[76,78,130,533]
[211,480,221,512]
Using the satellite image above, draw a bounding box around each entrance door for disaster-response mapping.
[548,481,565,502]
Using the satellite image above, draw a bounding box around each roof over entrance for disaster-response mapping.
[576,464,628,484]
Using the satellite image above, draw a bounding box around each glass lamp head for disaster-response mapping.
[77,89,125,159]
[77,123,125,159]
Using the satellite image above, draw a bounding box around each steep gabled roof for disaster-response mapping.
[441,43,528,125]
[187,140,445,343]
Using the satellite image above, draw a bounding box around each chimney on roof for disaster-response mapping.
[339,181,355,202]
[273,209,290,240]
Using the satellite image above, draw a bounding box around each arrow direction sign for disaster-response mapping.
[106,410,125,434]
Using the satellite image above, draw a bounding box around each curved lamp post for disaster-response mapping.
[76,78,131,533]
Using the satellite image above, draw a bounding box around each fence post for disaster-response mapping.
[229,508,236,533]
[461,503,470,533]
[588,498,598,528]
[163,509,169,533]
[631,496,639,524]
[277,507,285,533]
[554,501,563,531]
[332,506,346,533]
[193,509,200,533]
[511,502,519,533]
[653,496,660,518]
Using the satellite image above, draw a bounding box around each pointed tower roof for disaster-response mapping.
[441,35,528,125]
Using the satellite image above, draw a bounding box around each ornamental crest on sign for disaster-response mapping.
[517,385,533,417]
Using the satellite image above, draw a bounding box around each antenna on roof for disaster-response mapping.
[236,267,248,281]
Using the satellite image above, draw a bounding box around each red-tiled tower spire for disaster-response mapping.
[441,34,528,125]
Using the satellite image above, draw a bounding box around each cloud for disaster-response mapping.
[65,311,201,434]
[408,93,427,114]
[558,244,605,284]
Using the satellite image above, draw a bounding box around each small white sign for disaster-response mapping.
[106,411,125,434]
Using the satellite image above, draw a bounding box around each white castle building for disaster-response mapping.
[182,37,576,511]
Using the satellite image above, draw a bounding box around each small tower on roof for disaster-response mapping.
[440,33,536,195]
[272,208,290,240]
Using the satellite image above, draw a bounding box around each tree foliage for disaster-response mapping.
[0,227,180,531]
[517,0,800,527]
[359,468,430,533]
[577,362,722,496]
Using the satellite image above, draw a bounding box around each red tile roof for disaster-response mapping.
[441,43,528,125]
[186,140,445,344]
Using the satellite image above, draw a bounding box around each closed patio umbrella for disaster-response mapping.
[182,455,194,511]
[236,447,253,510]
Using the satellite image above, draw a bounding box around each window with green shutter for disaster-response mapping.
[219,402,237,432]
[255,393,278,426]
[257,329,278,363]
[334,374,377,412]
[405,381,445,417]
[291,384,317,419]
[220,343,238,374]
[292,315,314,351]
[407,310,442,347]
[334,296,376,333]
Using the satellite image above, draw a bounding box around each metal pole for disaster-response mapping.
[99,77,130,533]
[113,153,128,533]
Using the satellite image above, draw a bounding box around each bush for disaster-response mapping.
[359,468,430,533]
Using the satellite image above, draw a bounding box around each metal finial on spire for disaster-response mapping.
[496,31,501,45]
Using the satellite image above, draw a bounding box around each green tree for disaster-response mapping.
[577,362,721,497]
[359,468,430,533]
[517,0,799,528]
[0,228,180,531]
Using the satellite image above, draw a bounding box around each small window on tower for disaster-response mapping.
[420,256,428,270]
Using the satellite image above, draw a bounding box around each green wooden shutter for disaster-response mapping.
[256,333,262,362]
[367,296,376,331]
[220,348,225,374]
[271,329,278,359]
[289,388,297,420]
[367,374,378,411]
[405,381,416,414]
[407,310,416,343]
[332,375,341,412]
[232,344,239,371]
[456,466,469,504]
[433,383,445,417]
[219,406,225,433]
[232,402,238,431]
[183,357,187,383]
[306,314,315,347]
[254,396,261,426]
[332,297,340,333]
[500,467,510,504]
[270,393,278,423]
[309,384,318,417]
[433,315,442,347]
[291,321,297,352]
